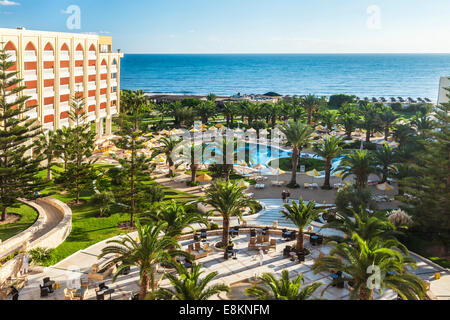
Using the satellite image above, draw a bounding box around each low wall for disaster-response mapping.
[0,199,47,258]
[28,197,72,251]
[0,255,23,288]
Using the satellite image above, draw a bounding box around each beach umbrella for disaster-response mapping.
[375,132,383,138]
[197,173,213,182]
[376,182,393,191]
[215,123,224,129]
[334,170,344,178]
[260,129,269,135]
[237,180,250,188]
[233,128,243,133]
[190,128,199,133]
[271,168,286,182]
[247,128,256,134]
[306,169,322,183]
[253,163,266,176]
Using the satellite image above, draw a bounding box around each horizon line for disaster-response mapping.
[122,52,450,55]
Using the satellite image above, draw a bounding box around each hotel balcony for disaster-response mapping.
[43,122,54,130]
[111,79,118,87]
[74,67,84,76]
[87,81,96,90]
[100,80,107,89]
[24,108,38,120]
[60,68,70,78]
[99,109,107,118]
[87,112,96,122]
[111,92,118,100]
[111,65,118,73]
[24,51,37,62]
[43,105,55,116]
[60,52,70,61]
[99,95,107,103]
[23,89,38,101]
[5,94,17,104]
[60,85,70,95]
[88,52,97,60]
[43,52,54,62]
[6,51,16,62]
[43,87,54,98]
[24,70,37,81]
[59,101,70,113]
[43,69,55,80]
[88,96,96,105]
[74,52,84,60]
[110,106,118,116]
[60,118,69,128]
[88,66,96,75]
[100,66,108,74]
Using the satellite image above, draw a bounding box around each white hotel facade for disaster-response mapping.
[0,28,123,138]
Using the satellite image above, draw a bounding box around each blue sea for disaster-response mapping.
[120,54,450,100]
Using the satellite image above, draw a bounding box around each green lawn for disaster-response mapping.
[268,157,326,172]
[38,164,200,266]
[0,203,39,242]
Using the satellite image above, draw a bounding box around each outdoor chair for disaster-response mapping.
[283,245,292,257]
[194,242,201,251]
[43,277,50,284]
[250,229,256,237]
[289,231,297,241]
[248,237,258,250]
[39,285,49,297]
[194,233,201,242]
[256,235,264,243]
[200,230,207,242]
[203,243,213,253]
[269,239,277,249]
[99,282,109,291]
[188,244,195,252]
[263,234,270,243]
[297,252,305,262]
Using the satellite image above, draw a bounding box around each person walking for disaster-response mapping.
[258,248,264,266]
[281,190,287,203]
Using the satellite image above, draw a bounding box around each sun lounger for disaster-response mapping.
[310,183,319,189]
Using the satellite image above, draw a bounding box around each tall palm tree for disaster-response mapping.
[222,102,236,128]
[98,220,188,300]
[281,199,322,253]
[203,180,254,247]
[338,150,376,189]
[151,136,181,176]
[411,112,435,137]
[195,100,216,124]
[314,136,343,189]
[207,136,237,181]
[338,104,360,140]
[33,130,58,180]
[280,121,314,186]
[142,200,208,240]
[359,103,381,143]
[245,270,322,300]
[318,109,337,132]
[379,107,398,141]
[393,124,415,146]
[312,233,426,300]
[176,141,207,183]
[152,263,229,300]
[301,94,320,125]
[242,102,262,126]
[374,144,396,183]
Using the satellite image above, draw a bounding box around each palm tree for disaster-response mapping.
[338,104,360,140]
[151,136,181,176]
[242,102,262,126]
[318,109,337,132]
[312,233,426,300]
[393,124,415,146]
[142,200,208,240]
[324,209,400,244]
[203,180,253,247]
[177,141,207,183]
[152,263,229,300]
[338,150,376,189]
[195,100,216,124]
[379,107,398,141]
[245,270,322,300]
[207,136,237,180]
[98,220,188,300]
[281,199,321,253]
[280,121,314,186]
[359,103,381,143]
[301,94,320,125]
[221,102,236,127]
[90,191,115,217]
[314,136,343,189]
[411,112,434,137]
[33,130,58,180]
[374,144,396,183]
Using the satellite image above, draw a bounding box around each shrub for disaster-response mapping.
[209,223,219,230]
[28,247,53,266]
[335,184,374,215]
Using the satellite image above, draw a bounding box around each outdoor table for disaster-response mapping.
[231,249,239,260]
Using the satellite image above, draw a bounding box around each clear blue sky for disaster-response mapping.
[1,0,450,53]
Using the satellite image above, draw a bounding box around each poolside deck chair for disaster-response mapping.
[269,239,277,249]
[248,237,258,250]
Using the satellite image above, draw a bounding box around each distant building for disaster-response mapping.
[0,28,123,138]
[437,76,450,105]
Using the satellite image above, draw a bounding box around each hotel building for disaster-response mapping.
[0,28,123,138]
